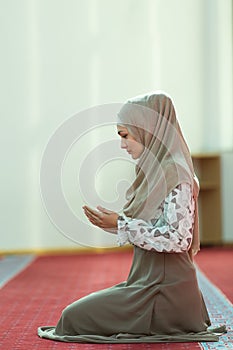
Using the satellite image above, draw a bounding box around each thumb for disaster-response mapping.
[97,206,112,215]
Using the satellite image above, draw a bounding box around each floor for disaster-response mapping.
[0,249,232,350]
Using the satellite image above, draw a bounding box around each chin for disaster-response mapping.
[131,154,139,160]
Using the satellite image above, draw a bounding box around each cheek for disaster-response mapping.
[132,140,144,154]
[138,144,145,155]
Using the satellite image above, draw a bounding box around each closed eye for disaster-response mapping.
[118,131,128,138]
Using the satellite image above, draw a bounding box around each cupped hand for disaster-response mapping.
[83,205,119,230]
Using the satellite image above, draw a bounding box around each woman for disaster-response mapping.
[38,92,224,343]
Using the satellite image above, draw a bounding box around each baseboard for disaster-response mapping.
[0,245,133,256]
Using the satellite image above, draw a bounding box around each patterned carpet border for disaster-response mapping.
[197,268,233,349]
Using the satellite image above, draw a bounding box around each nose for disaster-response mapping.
[120,138,127,149]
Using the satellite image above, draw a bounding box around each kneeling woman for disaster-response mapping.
[38,92,224,343]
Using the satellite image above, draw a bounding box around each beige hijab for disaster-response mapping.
[117,92,200,258]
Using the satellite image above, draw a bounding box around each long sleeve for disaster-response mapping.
[117,183,195,253]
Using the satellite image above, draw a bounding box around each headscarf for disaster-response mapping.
[117,92,200,258]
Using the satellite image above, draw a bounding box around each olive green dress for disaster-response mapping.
[38,247,222,343]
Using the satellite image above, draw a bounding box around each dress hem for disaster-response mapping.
[37,326,224,343]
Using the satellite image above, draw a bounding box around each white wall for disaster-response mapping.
[1,0,232,252]
[221,152,233,243]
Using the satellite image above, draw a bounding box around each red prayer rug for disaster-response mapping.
[0,248,232,350]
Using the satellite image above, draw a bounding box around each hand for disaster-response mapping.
[83,205,119,230]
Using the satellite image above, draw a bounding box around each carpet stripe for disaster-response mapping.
[0,254,35,288]
[197,269,233,349]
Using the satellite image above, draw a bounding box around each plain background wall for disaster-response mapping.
[221,152,233,243]
[1,0,232,251]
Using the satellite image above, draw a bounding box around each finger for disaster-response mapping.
[83,205,98,215]
[83,206,100,217]
[85,212,101,224]
[83,207,94,219]
[83,206,102,220]
[84,211,94,220]
[86,214,101,227]
[97,206,111,215]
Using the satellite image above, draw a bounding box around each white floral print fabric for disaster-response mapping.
[117,183,195,253]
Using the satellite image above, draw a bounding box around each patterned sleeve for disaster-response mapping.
[117,183,195,253]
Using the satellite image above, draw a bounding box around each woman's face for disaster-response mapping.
[117,125,144,159]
